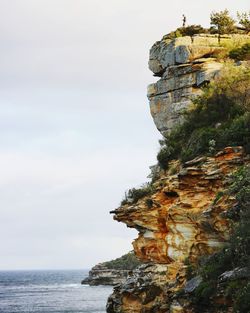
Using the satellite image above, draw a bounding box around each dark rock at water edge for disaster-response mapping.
[81,263,131,286]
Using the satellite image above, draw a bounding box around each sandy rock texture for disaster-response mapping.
[148,34,250,137]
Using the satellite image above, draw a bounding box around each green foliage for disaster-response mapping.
[165,25,208,39]
[229,43,250,61]
[103,251,141,270]
[121,183,155,205]
[193,281,216,304]
[210,9,236,42]
[237,11,250,32]
[157,64,250,170]
[233,282,250,312]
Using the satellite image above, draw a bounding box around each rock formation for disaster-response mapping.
[107,147,248,312]
[82,251,141,286]
[106,34,250,312]
[81,263,130,286]
[148,34,250,137]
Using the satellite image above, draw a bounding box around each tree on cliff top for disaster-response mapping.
[237,11,250,33]
[210,9,236,43]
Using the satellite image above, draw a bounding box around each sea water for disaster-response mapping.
[0,270,113,313]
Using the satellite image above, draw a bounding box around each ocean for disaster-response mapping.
[0,270,113,313]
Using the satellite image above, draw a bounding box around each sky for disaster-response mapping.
[0,0,249,270]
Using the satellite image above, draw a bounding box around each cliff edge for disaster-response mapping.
[106,33,250,313]
[148,34,249,137]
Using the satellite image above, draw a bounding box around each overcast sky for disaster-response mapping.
[0,0,249,270]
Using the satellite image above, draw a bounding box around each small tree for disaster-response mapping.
[237,11,250,33]
[210,9,236,43]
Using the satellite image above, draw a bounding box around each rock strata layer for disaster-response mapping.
[81,263,130,286]
[107,147,248,312]
[148,34,250,137]
[106,33,250,313]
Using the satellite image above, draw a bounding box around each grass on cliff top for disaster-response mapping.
[103,251,142,271]
[186,165,250,312]
[157,62,250,170]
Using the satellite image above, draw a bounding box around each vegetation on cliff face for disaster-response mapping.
[109,20,250,312]
[103,251,141,271]
[186,165,250,312]
[121,183,155,205]
[157,63,250,170]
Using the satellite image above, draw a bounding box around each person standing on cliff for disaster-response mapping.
[182,14,186,27]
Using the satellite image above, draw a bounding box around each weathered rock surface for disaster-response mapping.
[148,34,250,137]
[107,147,248,312]
[112,147,245,264]
[81,263,130,286]
[184,276,202,293]
[107,263,185,313]
[218,267,250,283]
[106,33,250,313]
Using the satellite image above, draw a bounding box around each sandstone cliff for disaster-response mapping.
[106,34,250,313]
[147,34,250,137]
[107,147,248,313]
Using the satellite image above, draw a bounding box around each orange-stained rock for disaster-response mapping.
[107,147,248,313]
[106,32,250,313]
[112,147,245,264]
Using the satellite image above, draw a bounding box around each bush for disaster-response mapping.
[103,251,142,270]
[229,43,250,61]
[193,281,216,305]
[121,183,155,205]
[165,25,208,39]
[233,282,250,312]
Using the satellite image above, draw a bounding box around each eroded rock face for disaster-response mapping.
[107,263,186,313]
[148,34,249,137]
[107,147,247,312]
[106,33,250,312]
[112,147,244,264]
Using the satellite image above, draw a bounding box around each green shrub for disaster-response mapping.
[193,281,216,304]
[180,127,219,162]
[103,251,141,270]
[229,43,250,61]
[165,25,208,39]
[157,64,250,169]
[233,282,250,313]
[121,183,155,205]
